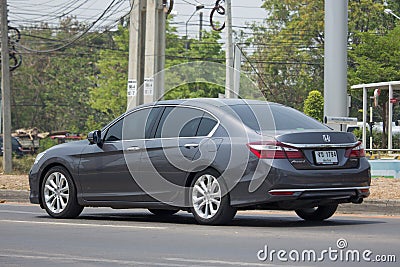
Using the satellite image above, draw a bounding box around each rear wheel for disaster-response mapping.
[295,204,338,221]
[148,209,179,216]
[190,170,237,225]
[41,166,83,218]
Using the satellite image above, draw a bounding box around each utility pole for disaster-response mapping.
[233,45,241,97]
[144,0,166,103]
[127,0,146,109]
[324,0,348,131]
[127,0,167,110]
[1,0,12,173]
[199,11,203,41]
[224,0,234,98]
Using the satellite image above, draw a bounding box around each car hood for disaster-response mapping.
[46,140,89,155]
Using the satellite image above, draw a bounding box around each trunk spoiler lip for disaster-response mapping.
[279,141,360,149]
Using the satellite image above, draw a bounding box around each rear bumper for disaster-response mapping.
[229,158,371,209]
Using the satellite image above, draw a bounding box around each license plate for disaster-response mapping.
[314,150,338,165]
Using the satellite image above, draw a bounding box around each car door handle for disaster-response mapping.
[184,143,199,148]
[126,146,141,151]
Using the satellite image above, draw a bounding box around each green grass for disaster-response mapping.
[0,155,35,175]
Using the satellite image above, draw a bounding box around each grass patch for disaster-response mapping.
[0,155,35,175]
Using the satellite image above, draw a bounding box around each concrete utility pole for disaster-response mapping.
[1,0,12,173]
[224,0,234,98]
[324,0,348,131]
[127,0,166,110]
[127,0,146,109]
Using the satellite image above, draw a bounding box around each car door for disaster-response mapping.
[138,106,218,203]
[78,107,161,202]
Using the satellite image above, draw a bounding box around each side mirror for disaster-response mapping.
[87,130,102,146]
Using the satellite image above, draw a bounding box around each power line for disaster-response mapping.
[15,0,120,53]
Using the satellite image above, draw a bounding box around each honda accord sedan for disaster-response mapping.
[29,98,370,225]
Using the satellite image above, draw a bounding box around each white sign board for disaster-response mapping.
[144,78,154,96]
[324,116,358,125]
[127,79,137,97]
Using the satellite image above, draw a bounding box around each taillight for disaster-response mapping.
[247,141,304,159]
[345,142,365,158]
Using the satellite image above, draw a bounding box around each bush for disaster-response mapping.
[38,138,58,153]
[304,90,324,122]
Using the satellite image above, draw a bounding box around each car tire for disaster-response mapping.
[295,204,338,221]
[41,166,83,218]
[148,209,179,216]
[190,169,237,225]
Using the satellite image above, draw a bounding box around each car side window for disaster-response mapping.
[104,107,160,142]
[180,117,202,137]
[104,119,123,142]
[197,115,218,136]
[123,108,160,140]
[155,107,205,138]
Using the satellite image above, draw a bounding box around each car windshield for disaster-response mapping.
[226,104,329,132]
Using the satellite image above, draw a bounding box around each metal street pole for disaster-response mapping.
[1,0,12,173]
[384,9,400,20]
[224,0,234,98]
[185,4,204,39]
[324,0,348,131]
[199,11,203,41]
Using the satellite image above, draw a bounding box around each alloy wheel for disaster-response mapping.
[192,174,222,219]
[44,171,70,214]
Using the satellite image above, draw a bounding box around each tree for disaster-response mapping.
[303,90,324,122]
[88,17,225,130]
[246,0,400,111]
[348,25,400,148]
[11,17,109,132]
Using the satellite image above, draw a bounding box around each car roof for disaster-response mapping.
[129,98,280,112]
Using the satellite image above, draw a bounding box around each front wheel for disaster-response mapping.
[190,170,236,225]
[295,204,338,221]
[41,166,83,218]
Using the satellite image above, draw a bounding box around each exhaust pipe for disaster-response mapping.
[350,197,363,204]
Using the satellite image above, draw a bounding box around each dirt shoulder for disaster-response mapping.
[1,174,400,200]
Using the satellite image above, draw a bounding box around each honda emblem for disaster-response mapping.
[322,135,331,143]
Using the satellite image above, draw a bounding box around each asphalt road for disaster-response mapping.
[0,203,399,267]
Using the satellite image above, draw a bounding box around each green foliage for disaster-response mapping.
[0,155,36,175]
[38,138,59,153]
[88,25,129,130]
[303,90,324,122]
[248,0,400,110]
[12,17,109,133]
[87,18,225,130]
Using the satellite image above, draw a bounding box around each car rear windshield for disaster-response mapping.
[227,104,329,132]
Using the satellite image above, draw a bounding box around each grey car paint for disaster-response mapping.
[29,98,370,212]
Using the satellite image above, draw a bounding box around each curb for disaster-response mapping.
[338,199,400,215]
[1,189,399,215]
[0,190,30,203]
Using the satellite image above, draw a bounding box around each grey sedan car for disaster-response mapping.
[29,98,370,225]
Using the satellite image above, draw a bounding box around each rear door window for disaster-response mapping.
[197,114,218,136]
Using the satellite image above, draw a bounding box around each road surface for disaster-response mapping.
[0,203,398,266]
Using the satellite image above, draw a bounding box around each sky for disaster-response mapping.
[8,0,268,38]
